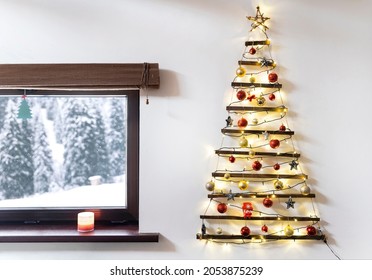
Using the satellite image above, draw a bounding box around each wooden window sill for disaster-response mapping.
[0,223,159,243]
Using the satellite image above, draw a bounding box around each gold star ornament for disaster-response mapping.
[247,6,270,32]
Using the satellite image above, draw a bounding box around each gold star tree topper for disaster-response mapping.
[247,6,270,32]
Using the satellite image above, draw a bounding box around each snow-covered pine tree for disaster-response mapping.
[108,98,127,179]
[19,109,34,193]
[62,98,99,187]
[46,98,57,121]
[32,106,54,193]
[0,99,34,199]
[91,100,110,183]
[0,97,9,130]
[54,99,64,144]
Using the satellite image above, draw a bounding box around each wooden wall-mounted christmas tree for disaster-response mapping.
[197,7,326,243]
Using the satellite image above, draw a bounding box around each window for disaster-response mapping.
[0,63,159,242]
[0,90,139,224]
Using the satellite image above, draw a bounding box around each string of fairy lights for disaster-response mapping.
[198,6,326,244]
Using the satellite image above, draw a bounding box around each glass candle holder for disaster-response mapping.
[77,212,95,232]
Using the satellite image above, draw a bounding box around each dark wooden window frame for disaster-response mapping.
[0,63,160,242]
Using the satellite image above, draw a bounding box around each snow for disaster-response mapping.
[41,104,64,169]
[0,181,127,208]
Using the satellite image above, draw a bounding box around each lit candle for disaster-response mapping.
[77,212,95,232]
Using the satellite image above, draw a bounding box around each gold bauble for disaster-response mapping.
[238,180,249,191]
[216,227,223,234]
[224,173,231,180]
[300,185,311,195]
[239,137,248,148]
[256,95,266,106]
[249,76,256,83]
[284,224,294,236]
[249,149,256,158]
[236,67,246,77]
[205,181,215,191]
[252,118,258,125]
[274,179,284,190]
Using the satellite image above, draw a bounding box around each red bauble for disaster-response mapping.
[252,160,262,171]
[269,139,280,149]
[273,163,280,170]
[248,47,256,55]
[240,226,251,236]
[229,155,236,163]
[263,197,273,208]
[268,93,276,101]
[261,224,268,233]
[217,203,227,214]
[236,90,247,101]
[268,72,278,83]
[237,117,248,128]
[306,226,317,236]
[279,124,286,131]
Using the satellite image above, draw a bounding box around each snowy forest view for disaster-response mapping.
[0,96,127,208]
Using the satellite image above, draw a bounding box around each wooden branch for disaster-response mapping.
[0,63,160,89]
[244,40,270,46]
[215,150,301,158]
[197,233,325,241]
[238,60,275,67]
[227,105,287,112]
[232,82,282,89]
[200,215,320,222]
[221,128,295,135]
[208,193,315,199]
[212,172,308,180]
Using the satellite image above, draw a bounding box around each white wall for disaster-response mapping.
[0,0,370,259]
